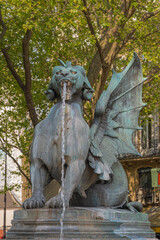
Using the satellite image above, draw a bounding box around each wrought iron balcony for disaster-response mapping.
[119,139,160,159]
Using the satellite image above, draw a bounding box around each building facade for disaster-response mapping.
[121,111,160,207]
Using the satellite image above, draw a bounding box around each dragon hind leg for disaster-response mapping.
[70,161,128,208]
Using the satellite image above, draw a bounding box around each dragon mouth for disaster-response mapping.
[60,79,72,100]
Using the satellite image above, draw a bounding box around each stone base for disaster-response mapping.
[7,207,156,239]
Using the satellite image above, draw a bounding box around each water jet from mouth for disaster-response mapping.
[60,82,66,240]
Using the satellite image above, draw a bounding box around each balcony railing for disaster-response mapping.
[119,139,160,159]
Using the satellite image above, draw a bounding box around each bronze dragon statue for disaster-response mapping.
[22,53,145,212]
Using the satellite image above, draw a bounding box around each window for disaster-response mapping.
[138,167,153,204]
[141,119,152,149]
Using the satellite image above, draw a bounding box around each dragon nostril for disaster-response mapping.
[61,71,69,77]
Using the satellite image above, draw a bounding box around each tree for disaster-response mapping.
[0,0,159,187]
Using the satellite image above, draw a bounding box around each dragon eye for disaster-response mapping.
[70,70,77,74]
[56,71,61,75]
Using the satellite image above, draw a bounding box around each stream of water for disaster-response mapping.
[60,82,67,240]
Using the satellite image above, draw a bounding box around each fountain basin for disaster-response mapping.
[7,207,157,239]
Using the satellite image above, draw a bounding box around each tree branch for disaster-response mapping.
[86,1,135,89]
[117,28,136,53]
[0,8,25,91]
[0,140,31,185]
[22,29,39,127]
[92,5,101,31]
[123,0,132,18]
[0,8,6,40]
[0,135,29,157]
[142,10,159,21]
[22,29,32,89]
[82,0,106,68]
[144,67,160,85]
[87,5,158,91]
[124,0,136,19]
[1,9,38,127]
[1,49,26,91]
[143,29,160,39]
[24,91,39,127]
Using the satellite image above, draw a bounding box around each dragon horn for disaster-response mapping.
[58,59,66,67]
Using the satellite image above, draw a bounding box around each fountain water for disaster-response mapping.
[60,82,67,240]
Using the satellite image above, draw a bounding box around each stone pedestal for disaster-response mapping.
[7,207,156,240]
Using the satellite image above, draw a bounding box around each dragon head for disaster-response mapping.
[45,60,94,101]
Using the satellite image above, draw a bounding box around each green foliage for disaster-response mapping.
[0,0,159,190]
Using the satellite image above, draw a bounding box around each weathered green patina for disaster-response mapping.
[22,53,145,211]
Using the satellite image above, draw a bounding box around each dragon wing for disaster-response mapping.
[88,53,146,181]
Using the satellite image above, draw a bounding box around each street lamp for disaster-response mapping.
[3,124,7,239]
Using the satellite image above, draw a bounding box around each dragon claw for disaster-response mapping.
[45,193,69,208]
[22,195,45,209]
